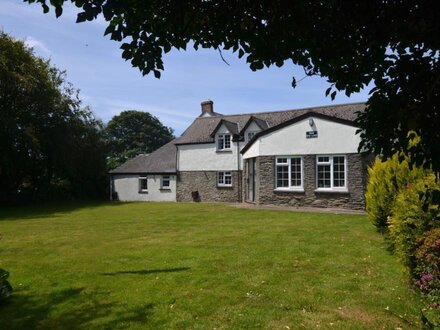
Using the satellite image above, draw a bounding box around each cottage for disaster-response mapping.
[109,101,370,209]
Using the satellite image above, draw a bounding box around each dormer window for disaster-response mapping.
[217,134,231,150]
[247,132,256,141]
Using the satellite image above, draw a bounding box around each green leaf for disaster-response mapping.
[325,86,332,97]
[291,77,297,88]
[76,12,87,23]
[55,6,63,18]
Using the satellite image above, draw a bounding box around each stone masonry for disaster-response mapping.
[177,171,241,202]
[247,154,369,210]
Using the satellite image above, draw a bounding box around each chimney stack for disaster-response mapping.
[201,100,214,116]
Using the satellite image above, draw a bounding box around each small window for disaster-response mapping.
[217,171,232,187]
[161,175,170,189]
[247,132,256,141]
[217,134,231,150]
[316,155,347,190]
[139,177,148,193]
[276,157,303,190]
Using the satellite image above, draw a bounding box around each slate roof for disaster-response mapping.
[176,102,365,145]
[109,138,180,174]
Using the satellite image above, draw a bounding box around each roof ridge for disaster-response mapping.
[194,101,366,120]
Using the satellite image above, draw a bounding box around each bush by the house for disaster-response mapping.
[416,228,440,328]
[365,152,425,231]
[415,228,440,300]
[366,133,440,324]
[388,174,440,271]
[0,269,12,303]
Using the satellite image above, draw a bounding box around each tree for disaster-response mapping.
[26,1,440,173]
[0,32,107,203]
[105,110,174,169]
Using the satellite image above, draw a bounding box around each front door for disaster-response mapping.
[247,158,256,202]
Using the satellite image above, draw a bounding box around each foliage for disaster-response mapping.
[104,110,173,169]
[415,228,440,328]
[388,175,440,272]
[414,228,440,301]
[0,269,12,302]
[0,32,107,203]
[0,202,422,328]
[26,0,440,173]
[365,134,427,231]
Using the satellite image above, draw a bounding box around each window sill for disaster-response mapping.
[139,191,148,194]
[274,188,304,193]
[314,189,349,194]
[216,149,233,153]
[160,188,171,191]
[217,185,233,188]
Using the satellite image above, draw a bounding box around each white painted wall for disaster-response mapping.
[113,174,176,202]
[177,121,269,171]
[178,142,240,171]
[243,117,361,159]
[178,123,241,171]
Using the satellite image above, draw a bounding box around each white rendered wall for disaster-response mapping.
[113,174,176,202]
[243,117,361,159]
[178,143,240,171]
[178,123,241,171]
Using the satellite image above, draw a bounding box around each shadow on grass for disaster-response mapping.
[0,287,154,329]
[0,201,130,221]
[102,267,190,276]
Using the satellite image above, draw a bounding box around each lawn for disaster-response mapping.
[0,202,423,329]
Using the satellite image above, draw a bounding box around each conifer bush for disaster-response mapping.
[388,174,440,270]
[365,152,425,231]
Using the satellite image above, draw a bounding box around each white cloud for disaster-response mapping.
[24,36,51,54]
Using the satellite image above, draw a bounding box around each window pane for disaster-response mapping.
[317,164,331,188]
[247,132,255,141]
[318,156,330,163]
[139,178,148,190]
[217,135,224,149]
[276,158,288,164]
[218,172,224,184]
[333,156,345,187]
[276,165,289,187]
[162,176,170,187]
[290,158,302,187]
[224,172,232,185]
[224,134,231,149]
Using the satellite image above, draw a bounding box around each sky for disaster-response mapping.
[1,0,371,135]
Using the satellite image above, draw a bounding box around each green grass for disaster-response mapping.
[0,202,423,329]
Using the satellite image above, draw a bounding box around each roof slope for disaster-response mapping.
[176,102,365,145]
[109,138,180,174]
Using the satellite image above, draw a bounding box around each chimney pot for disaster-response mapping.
[201,100,214,116]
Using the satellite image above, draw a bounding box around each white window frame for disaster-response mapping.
[217,171,233,187]
[161,175,171,189]
[274,156,304,191]
[315,155,348,192]
[139,176,148,193]
[217,133,232,151]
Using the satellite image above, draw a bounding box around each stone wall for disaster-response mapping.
[246,153,369,210]
[176,171,241,202]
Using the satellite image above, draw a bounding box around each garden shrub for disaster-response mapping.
[365,152,425,231]
[414,228,440,299]
[388,174,440,271]
[415,228,440,328]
